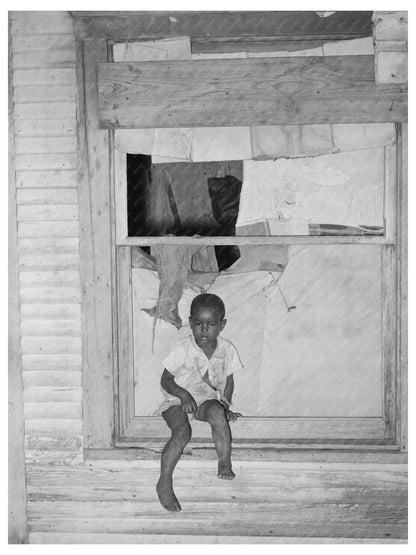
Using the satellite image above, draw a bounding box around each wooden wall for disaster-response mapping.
[9,10,407,544]
[10,11,84,465]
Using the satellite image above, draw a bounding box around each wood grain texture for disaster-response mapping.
[77,38,114,448]
[98,57,407,128]
[73,11,372,40]
[16,170,77,188]
[14,119,76,137]
[18,221,79,238]
[116,248,134,437]
[125,416,387,441]
[120,235,391,246]
[25,459,407,541]
[15,137,78,155]
[397,123,408,451]
[23,371,82,388]
[27,533,407,544]
[13,68,76,87]
[382,245,397,438]
[8,13,27,543]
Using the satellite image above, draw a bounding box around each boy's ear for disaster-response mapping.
[221,318,227,330]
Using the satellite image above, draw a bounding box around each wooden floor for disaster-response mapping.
[26,458,408,543]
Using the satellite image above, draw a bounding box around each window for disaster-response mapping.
[74,12,407,451]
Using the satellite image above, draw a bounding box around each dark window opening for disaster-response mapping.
[127,154,243,237]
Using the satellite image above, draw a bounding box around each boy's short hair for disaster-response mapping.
[190,293,226,320]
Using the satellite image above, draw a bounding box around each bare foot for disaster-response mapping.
[218,463,235,480]
[156,478,182,512]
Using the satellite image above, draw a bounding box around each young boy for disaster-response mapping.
[156,293,243,512]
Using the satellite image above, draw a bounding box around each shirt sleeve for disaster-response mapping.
[161,344,186,377]
[225,342,244,376]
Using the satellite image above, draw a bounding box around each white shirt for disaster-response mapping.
[158,335,243,411]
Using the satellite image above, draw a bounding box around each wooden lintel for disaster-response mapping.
[72,11,373,41]
[98,56,407,128]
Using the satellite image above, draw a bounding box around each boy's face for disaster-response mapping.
[189,306,226,349]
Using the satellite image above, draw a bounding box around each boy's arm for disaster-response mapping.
[223,374,242,422]
[223,374,234,406]
[161,369,197,413]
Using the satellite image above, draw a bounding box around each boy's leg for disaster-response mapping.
[157,405,191,512]
[195,400,235,480]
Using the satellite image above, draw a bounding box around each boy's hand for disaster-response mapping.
[180,391,197,414]
[225,409,243,423]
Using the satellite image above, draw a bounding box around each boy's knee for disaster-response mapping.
[172,424,192,445]
[206,402,227,426]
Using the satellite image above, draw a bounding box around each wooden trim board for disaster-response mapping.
[98,57,407,128]
[76,38,115,448]
[72,11,372,41]
[8,13,28,544]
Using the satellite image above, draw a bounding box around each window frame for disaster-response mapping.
[74,13,407,452]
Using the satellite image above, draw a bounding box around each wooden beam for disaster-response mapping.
[8,14,28,544]
[98,57,407,128]
[76,38,115,448]
[397,123,408,451]
[72,11,372,41]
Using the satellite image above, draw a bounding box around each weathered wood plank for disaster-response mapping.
[19,254,80,271]
[14,86,77,103]
[126,416,387,441]
[22,353,82,371]
[17,188,78,205]
[21,304,81,320]
[15,136,77,155]
[24,402,82,419]
[21,319,81,337]
[192,38,328,55]
[398,123,408,451]
[19,286,81,303]
[24,387,82,403]
[12,34,75,53]
[14,102,76,120]
[21,336,82,355]
[27,532,408,544]
[15,153,77,172]
[120,235,392,247]
[13,68,76,87]
[23,371,82,388]
[16,170,77,188]
[382,245,397,438]
[14,119,76,137]
[17,204,78,221]
[73,11,372,40]
[18,237,79,255]
[25,419,83,435]
[25,434,83,451]
[12,51,76,69]
[24,401,82,420]
[77,38,114,448]
[27,499,407,524]
[26,482,406,505]
[98,57,407,128]
[26,517,407,539]
[25,451,84,466]
[11,13,74,36]
[19,270,80,287]
[117,248,134,437]
[18,221,79,237]
[8,15,27,543]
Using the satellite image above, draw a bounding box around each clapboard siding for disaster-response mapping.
[16,170,78,188]
[11,11,83,466]
[17,188,78,205]
[13,68,76,87]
